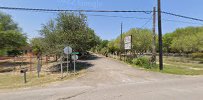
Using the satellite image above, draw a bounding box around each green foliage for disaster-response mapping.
[99,40,109,49]
[0,49,7,56]
[7,50,22,56]
[0,30,27,49]
[163,27,203,53]
[0,12,27,50]
[30,38,45,55]
[132,57,151,69]
[99,47,108,56]
[107,28,153,54]
[163,33,173,53]
[192,52,203,58]
[126,57,133,64]
[91,40,110,54]
[107,40,120,53]
[0,12,19,31]
[39,12,100,55]
[127,29,153,53]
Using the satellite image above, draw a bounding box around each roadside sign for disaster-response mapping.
[71,52,79,55]
[124,36,132,44]
[71,55,78,60]
[124,42,132,50]
[64,46,72,75]
[124,35,132,50]
[64,46,72,54]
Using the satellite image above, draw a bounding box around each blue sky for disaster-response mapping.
[1,0,203,40]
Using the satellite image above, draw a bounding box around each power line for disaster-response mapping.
[0,6,152,13]
[140,18,152,28]
[161,11,203,22]
[87,14,203,25]
[1,6,203,23]
[86,14,151,20]
[162,19,203,25]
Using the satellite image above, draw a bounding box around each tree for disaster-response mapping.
[30,38,45,55]
[0,12,19,31]
[107,40,120,53]
[39,12,100,55]
[0,30,27,49]
[110,28,153,54]
[128,28,153,54]
[196,32,203,51]
[0,12,27,50]
[163,33,173,53]
[169,27,203,53]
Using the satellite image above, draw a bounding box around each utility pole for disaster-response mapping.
[152,7,156,64]
[120,22,123,60]
[158,0,163,70]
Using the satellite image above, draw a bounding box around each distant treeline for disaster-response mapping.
[92,27,203,57]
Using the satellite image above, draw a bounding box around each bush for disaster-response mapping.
[0,49,7,56]
[126,57,133,64]
[192,53,203,58]
[132,56,152,69]
[99,47,108,56]
[7,50,22,56]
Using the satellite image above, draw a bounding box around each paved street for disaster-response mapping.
[0,54,203,100]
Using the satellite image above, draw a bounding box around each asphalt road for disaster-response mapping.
[0,54,203,100]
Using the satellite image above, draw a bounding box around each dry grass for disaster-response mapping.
[0,55,91,89]
[0,70,85,89]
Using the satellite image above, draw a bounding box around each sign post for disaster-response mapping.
[71,54,78,76]
[60,56,63,78]
[37,53,42,78]
[64,46,72,75]
[20,68,28,83]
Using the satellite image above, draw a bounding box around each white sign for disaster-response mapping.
[124,36,132,44]
[125,43,132,50]
[72,55,78,60]
[124,36,132,50]
[64,46,72,54]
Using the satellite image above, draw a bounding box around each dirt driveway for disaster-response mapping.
[0,54,203,100]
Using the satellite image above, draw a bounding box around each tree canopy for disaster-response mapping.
[106,28,153,54]
[34,12,100,55]
[0,12,27,50]
[163,27,203,53]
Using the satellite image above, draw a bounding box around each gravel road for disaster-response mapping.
[0,54,203,100]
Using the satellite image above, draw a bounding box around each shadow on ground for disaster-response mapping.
[48,54,99,73]
[0,61,32,68]
[79,54,101,61]
[0,61,33,73]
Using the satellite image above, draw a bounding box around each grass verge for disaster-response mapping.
[117,56,203,75]
[0,71,84,89]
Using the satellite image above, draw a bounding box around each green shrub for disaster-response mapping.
[192,53,203,58]
[7,50,22,56]
[99,47,108,56]
[132,56,152,69]
[0,49,7,56]
[126,57,133,64]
